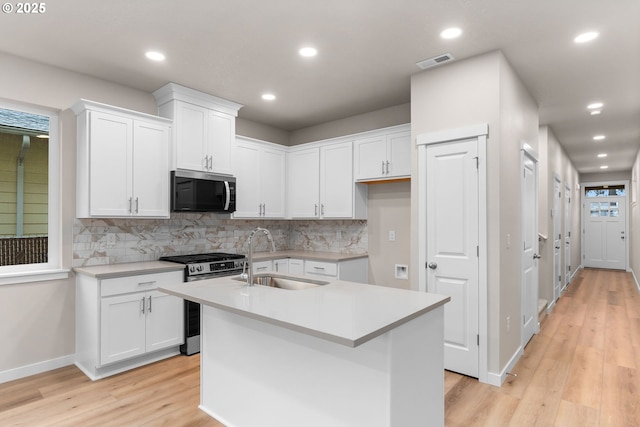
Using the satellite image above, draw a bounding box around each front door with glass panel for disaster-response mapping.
[584,185,627,270]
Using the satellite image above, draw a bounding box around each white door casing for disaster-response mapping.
[521,145,539,348]
[564,185,572,288]
[582,182,628,270]
[552,176,562,306]
[417,123,488,382]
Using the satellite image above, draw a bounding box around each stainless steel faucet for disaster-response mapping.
[246,227,276,286]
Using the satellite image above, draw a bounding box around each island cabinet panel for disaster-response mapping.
[75,269,184,380]
[153,82,243,176]
[354,125,411,182]
[199,304,445,427]
[72,100,171,218]
[233,137,286,219]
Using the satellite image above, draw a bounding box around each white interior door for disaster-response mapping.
[521,150,538,348]
[553,177,562,304]
[584,196,626,269]
[564,185,571,288]
[426,138,479,378]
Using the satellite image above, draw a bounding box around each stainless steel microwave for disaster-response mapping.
[170,170,236,213]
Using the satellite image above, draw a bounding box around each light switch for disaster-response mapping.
[388,230,396,241]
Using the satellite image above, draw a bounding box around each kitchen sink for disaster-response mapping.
[234,274,329,290]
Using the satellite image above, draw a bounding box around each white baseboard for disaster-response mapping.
[569,265,583,282]
[631,268,640,293]
[486,345,523,387]
[0,354,75,384]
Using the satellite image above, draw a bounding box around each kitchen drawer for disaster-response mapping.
[304,260,338,277]
[101,271,183,297]
[252,260,272,274]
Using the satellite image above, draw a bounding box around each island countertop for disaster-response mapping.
[160,275,449,347]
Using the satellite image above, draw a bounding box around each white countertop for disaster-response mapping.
[160,274,449,347]
[251,250,367,262]
[74,261,185,279]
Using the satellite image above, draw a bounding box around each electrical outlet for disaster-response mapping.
[388,230,396,241]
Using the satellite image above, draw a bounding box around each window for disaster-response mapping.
[584,185,625,197]
[0,100,66,284]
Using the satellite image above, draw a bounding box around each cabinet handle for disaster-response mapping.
[257,266,268,271]
[141,297,145,314]
[129,197,133,213]
[208,155,213,171]
[137,281,156,287]
[202,156,208,171]
[315,204,318,216]
[148,295,152,313]
[135,197,139,214]
[386,160,390,174]
[321,204,325,215]
[381,161,385,174]
[314,266,325,271]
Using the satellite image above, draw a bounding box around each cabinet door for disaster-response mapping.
[288,259,304,276]
[176,101,208,171]
[252,260,272,273]
[145,290,184,353]
[209,111,234,175]
[387,131,411,178]
[320,142,353,218]
[354,135,387,181]
[234,140,262,217]
[132,120,170,217]
[288,148,320,218]
[273,259,289,274]
[261,147,286,218]
[100,293,146,365]
[89,111,132,216]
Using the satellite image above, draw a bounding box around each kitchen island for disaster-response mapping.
[160,274,449,427]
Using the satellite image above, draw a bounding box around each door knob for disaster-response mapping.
[555,246,560,249]
[428,262,438,269]
[533,253,541,259]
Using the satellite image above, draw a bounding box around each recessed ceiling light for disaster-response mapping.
[261,93,276,101]
[574,31,599,44]
[145,51,166,61]
[299,47,318,57]
[593,135,606,141]
[597,153,607,158]
[590,110,602,116]
[440,27,463,39]
[600,165,609,169]
[587,102,603,110]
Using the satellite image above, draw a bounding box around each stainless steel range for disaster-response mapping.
[159,252,246,355]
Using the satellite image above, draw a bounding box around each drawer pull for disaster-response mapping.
[314,266,325,270]
[148,295,152,313]
[257,266,268,271]
[140,297,145,314]
[138,281,156,287]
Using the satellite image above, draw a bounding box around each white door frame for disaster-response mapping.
[521,143,539,349]
[417,123,488,384]
[581,180,630,271]
[551,174,562,310]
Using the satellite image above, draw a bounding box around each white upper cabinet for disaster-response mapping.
[288,140,366,219]
[72,100,171,218]
[153,83,243,176]
[354,125,411,181]
[234,137,286,219]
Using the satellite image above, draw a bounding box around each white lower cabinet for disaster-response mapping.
[252,260,272,274]
[100,289,183,365]
[76,269,184,380]
[288,259,304,275]
[273,258,289,274]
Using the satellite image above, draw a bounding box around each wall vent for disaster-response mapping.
[416,53,454,70]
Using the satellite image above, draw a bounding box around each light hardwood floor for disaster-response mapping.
[0,268,638,426]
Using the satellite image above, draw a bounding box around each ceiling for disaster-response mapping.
[1,0,638,174]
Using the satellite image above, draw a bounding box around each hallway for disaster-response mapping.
[445,268,640,426]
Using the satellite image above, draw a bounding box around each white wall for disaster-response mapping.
[0,52,157,377]
[411,50,540,377]
[631,150,640,287]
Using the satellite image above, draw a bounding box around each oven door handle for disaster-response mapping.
[223,181,231,211]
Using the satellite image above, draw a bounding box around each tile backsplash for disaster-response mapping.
[73,214,367,267]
